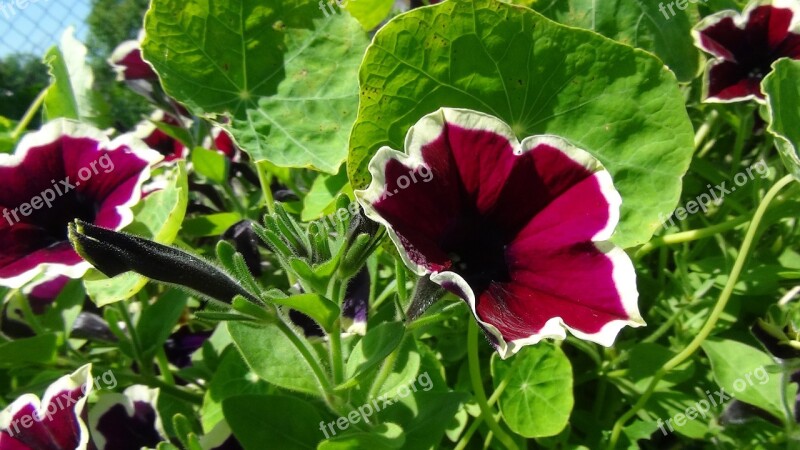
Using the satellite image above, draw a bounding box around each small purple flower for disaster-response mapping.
[356,108,644,358]
[88,386,166,450]
[693,0,800,102]
[0,120,162,288]
[0,365,93,450]
[164,326,213,368]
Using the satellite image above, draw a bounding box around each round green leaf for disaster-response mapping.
[347,0,694,248]
[143,0,370,173]
[491,344,574,438]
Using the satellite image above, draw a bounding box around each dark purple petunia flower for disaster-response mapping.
[693,0,800,102]
[88,386,166,450]
[209,127,240,160]
[0,365,93,450]
[0,119,161,288]
[108,32,159,101]
[341,268,370,335]
[356,108,643,358]
[164,326,214,368]
[133,111,189,162]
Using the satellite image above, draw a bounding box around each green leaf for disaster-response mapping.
[142,0,370,173]
[191,147,230,184]
[0,334,58,367]
[528,0,700,81]
[269,294,340,333]
[628,343,694,391]
[491,343,574,438]
[84,162,189,306]
[183,212,243,238]
[136,289,189,359]
[347,0,694,248]
[702,338,789,423]
[228,321,322,395]
[202,347,272,433]
[345,0,395,31]
[302,168,350,221]
[318,423,405,449]
[763,58,800,180]
[376,391,468,450]
[42,27,109,127]
[0,116,16,153]
[223,395,323,450]
[345,321,405,380]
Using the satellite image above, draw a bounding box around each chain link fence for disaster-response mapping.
[0,0,91,58]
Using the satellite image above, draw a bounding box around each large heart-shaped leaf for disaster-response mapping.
[347,0,694,248]
[527,0,700,81]
[142,0,369,173]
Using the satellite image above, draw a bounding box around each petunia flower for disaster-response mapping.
[133,110,189,162]
[0,119,162,288]
[209,127,240,160]
[356,108,644,358]
[88,385,166,450]
[692,0,800,102]
[0,364,93,450]
[108,31,159,101]
[164,326,214,368]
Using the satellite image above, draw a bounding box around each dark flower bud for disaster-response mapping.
[71,312,118,342]
[68,220,260,305]
[222,220,262,276]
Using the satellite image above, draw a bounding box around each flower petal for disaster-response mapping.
[0,120,161,288]
[88,386,166,450]
[0,365,93,450]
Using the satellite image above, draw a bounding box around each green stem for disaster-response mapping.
[116,371,203,405]
[221,183,247,217]
[116,301,152,378]
[327,279,346,385]
[607,174,795,449]
[780,362,798,443]
[15,291,45,335]
[454,364,512,450]
[329,319,345,385]
[468,320,520,450]
[275,314,332,394]
[11,88,47,141]
[367,340,402,400]
[155,348,176,386]
[635,215,750,260]
[256,161,276,215]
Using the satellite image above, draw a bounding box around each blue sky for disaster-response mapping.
[0,0,92,57]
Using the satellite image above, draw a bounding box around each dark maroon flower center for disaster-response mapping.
[441,210,511,294]
[39,190,98,243]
